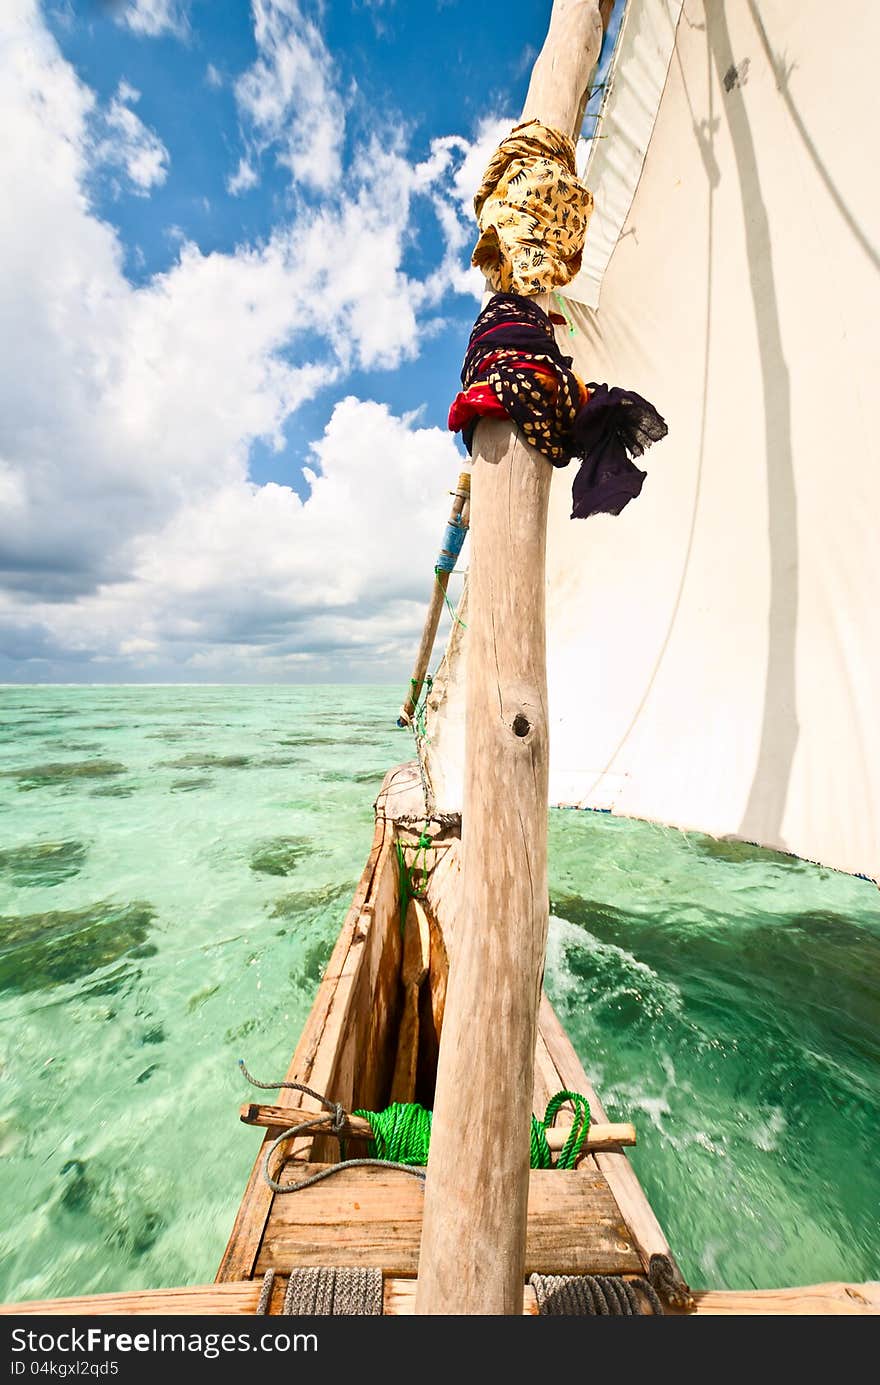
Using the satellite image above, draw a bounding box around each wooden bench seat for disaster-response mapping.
[254,1164,641,1277]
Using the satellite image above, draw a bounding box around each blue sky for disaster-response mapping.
[0,0,619,683]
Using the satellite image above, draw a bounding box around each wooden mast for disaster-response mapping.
[416,0,610,1316]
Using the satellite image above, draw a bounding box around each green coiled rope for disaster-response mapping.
[353,1091,591,1169]
[530,1090,591,1169]
[353,1102,433,1165]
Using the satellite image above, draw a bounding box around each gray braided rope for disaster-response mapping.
[255,1269,275,1315]
[281,1267,383,1317]
[239,1062,426,1194]
[529,1272,664,1316]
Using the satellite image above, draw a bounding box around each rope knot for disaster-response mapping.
[330,1102,346,1134]
[649,1253,695,1311]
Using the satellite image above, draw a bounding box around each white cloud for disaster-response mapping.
[0,0,493,680]
[205,63,223,89]
[91,80,169,194]
[116,0,189,39]
[7,399,462,678]
[384,116,515,308]
[447,115,513,209]
[226,156,259,196]
[233,0,345,192]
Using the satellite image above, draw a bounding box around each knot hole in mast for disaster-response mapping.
[512,713,531,738]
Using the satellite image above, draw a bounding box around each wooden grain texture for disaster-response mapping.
[256,1166,640,1277]
[386,1280,539,1316]
[416,421,555,1314]
[5,1279,877,1317]
[386,1279,880,1318]
[423,833,461,962]
[389,985,420,1104]
[416,0,606,1315]
[374,761,426,822]
[239,1102,374,1141]
[664,1282,880,1316]
[415,902,448,1104]
[402,897,430,987]
[308,827,402,1162]
[521,0,605,138]
[390,898,431,1103]
[0,1283,263,1316]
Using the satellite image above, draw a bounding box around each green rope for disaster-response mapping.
[552,291,578,337]
[350,1091,591,1169]
[434,569,467,629]
[353,1102,433,1165]
[394,832,435,931]
[413,673,432,742]
[530,1091,591,1169]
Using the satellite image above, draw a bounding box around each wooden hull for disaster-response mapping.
[2,766,877,1316]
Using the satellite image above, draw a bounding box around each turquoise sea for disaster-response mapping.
[0,685,877,1303]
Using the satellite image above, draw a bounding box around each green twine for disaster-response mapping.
[530,1091,591,1169]
[395,832,434,931]
[434,569,468,630]
[395,672,437,928]
[413,673,432,741]
[552,291,578,337]
[349,1091,591,1169]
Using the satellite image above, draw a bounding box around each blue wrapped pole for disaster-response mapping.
[397,471,470,728]
[435,517,467,574]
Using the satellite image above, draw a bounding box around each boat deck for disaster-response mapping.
[253,1164,639,1278]
[213,766,690,1307]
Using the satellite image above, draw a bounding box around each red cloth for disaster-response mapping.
[447,383,508,433]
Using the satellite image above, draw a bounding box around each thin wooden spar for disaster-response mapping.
[416,0,610,1316]
[398,473,470,729]
[238,1101,638,1153]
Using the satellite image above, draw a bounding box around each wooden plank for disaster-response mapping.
[4,1278,877,1317]
[665,1282,880,1316]
[533,1027,565,1116]
[240,1103,374,1141]
[257,1166,641,1277]
[385,1279,880,1317]
[389,986,420,1103]
[402,898,430,986]
[385,1280,539,1316]
[416,904,447,1103]
[374,761,425,822]
[305,832,400,1162]
[538,993,693,1307]
[423,833,461,960]
[346,831,403,1113]
[215,810,390,1283]
[390,898,430,1102]
[0,1283,263,1316]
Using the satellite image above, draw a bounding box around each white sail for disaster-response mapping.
[426,0,880,883]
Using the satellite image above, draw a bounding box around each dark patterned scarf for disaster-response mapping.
[448,292,667,519]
